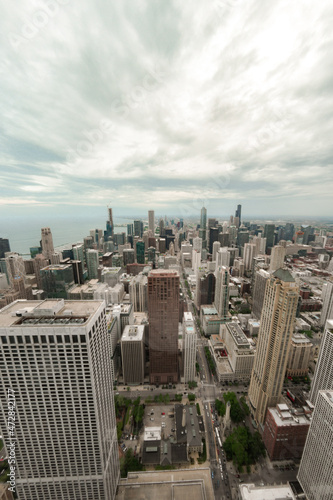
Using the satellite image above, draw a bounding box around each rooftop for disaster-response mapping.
[273,268,295,283]
[0,299,103,327]
[239,482,296,500]
[121,324,145,342]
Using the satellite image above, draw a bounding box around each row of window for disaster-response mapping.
[1,334,87,344]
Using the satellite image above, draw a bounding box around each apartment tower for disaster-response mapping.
[248,269,299,426]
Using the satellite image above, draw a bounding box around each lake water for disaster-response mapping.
[0,215,134,256]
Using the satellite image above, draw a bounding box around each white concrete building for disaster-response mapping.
[310,319,333,404]
[269,245,286,272]
[183,312,197,383]
[298,390,333,500]
[0,299,119,500]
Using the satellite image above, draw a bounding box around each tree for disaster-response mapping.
[188,393,196,401]
[120,449,144,477]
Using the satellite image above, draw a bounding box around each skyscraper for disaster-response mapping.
[309,319,333,405]
[249,269,299,425]
[148,269,179,385]
[214,266,230,318]
[264,224,275,252]
[200,207,207,249]
[183,312,197,383]
[0,299,119,499]
[0,238,10,258]
[235,204,242,226]
[320,281,333,326]
[86,249,99,279]
[297,390,333,500]
[134,220,144,238]
[4,252,26,286]
[269,245,286,272]
[41,227,54,261]
[148,210,155,234]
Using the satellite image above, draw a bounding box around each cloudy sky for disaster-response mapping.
[1,0,333,220]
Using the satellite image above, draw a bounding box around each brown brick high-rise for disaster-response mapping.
[148,269,179,385]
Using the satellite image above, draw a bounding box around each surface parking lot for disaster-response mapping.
[144,405,176,440]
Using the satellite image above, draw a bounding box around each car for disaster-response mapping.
[219,459,221,465]
[150,417,154,421]
[162,423,166,427]
[161,412,165,415]
[171,428,175,432]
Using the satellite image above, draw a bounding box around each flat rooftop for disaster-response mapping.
[239,482,295,500]
[0,299,103,327]
[122,324,145,341]
[268,407,309,427]
[227,322,250,346]
[116,468,214,500]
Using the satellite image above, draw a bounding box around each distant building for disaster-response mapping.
[214,266,230,319]
[86,249,99,279]
[41,227,54,261]
[40,264,75,298]
[269,246,286,272]
[0,238,10,259]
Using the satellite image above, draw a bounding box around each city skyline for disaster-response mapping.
[2,1,333,218]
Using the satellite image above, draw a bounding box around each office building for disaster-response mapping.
[263,403,312,461]
[121,325,145,385]
[148,210,155,234]
[195,270,216,309]
[148,269,179,385]
[193,236,202,253]
[41,227,54,261]
[219,322,255,383]
[297,390,333,500]
[136,240,145,264]
[264,224,275,252]
[269,245,286,272]
[86,249,99,279]
[183,312,197,383]
[129,274,148,312]
[0,299,120,500]
[33,254,49,290]
[212,241,220,262]
[200,207,207,248]
[286,334,312,378]
[123,248,135,266]
[243,243,257,271]
[106,207,114,237]
[134,220,143,238]
[235,204,242,226]
[40,264,75,298]
[4,253,26,286]
[309,319,333,405]
[209,227,219,254]
[215,248,230,270]
[0,238,10,259]
[214,266,230,319]
[249,269,299,426]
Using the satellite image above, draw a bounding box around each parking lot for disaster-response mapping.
[143,404,176,440]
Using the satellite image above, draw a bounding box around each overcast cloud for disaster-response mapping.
[1,0,333,218]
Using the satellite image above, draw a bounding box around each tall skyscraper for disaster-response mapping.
[235,204,242,226]
[264,224,275,252]
[243,243,257,271]
[200,207,207,249]
[309,319,333,405]
[86,249,99,279]
[148,269,179,385]
[105,207,114,237]
[148,210,155,234]
[209,227,219,254]
[0,238,10,258]
[297,390,333,500]
[320,281,333,326]
[134,220,143,238]
[214,266,230,318]
[249,269,299,425]
[183,312,197,383]
[41,227,54,261]
[269,245,286,272]
[4,252,26,286]
[0,299,119,499]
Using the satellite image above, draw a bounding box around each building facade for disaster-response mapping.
[0,299,119,500]
[148,270,179,384]
[183,312,197,383]
[249,269,299,426]
[297,390,333,500]
[121,325,145,385]
[309,319,333,405]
